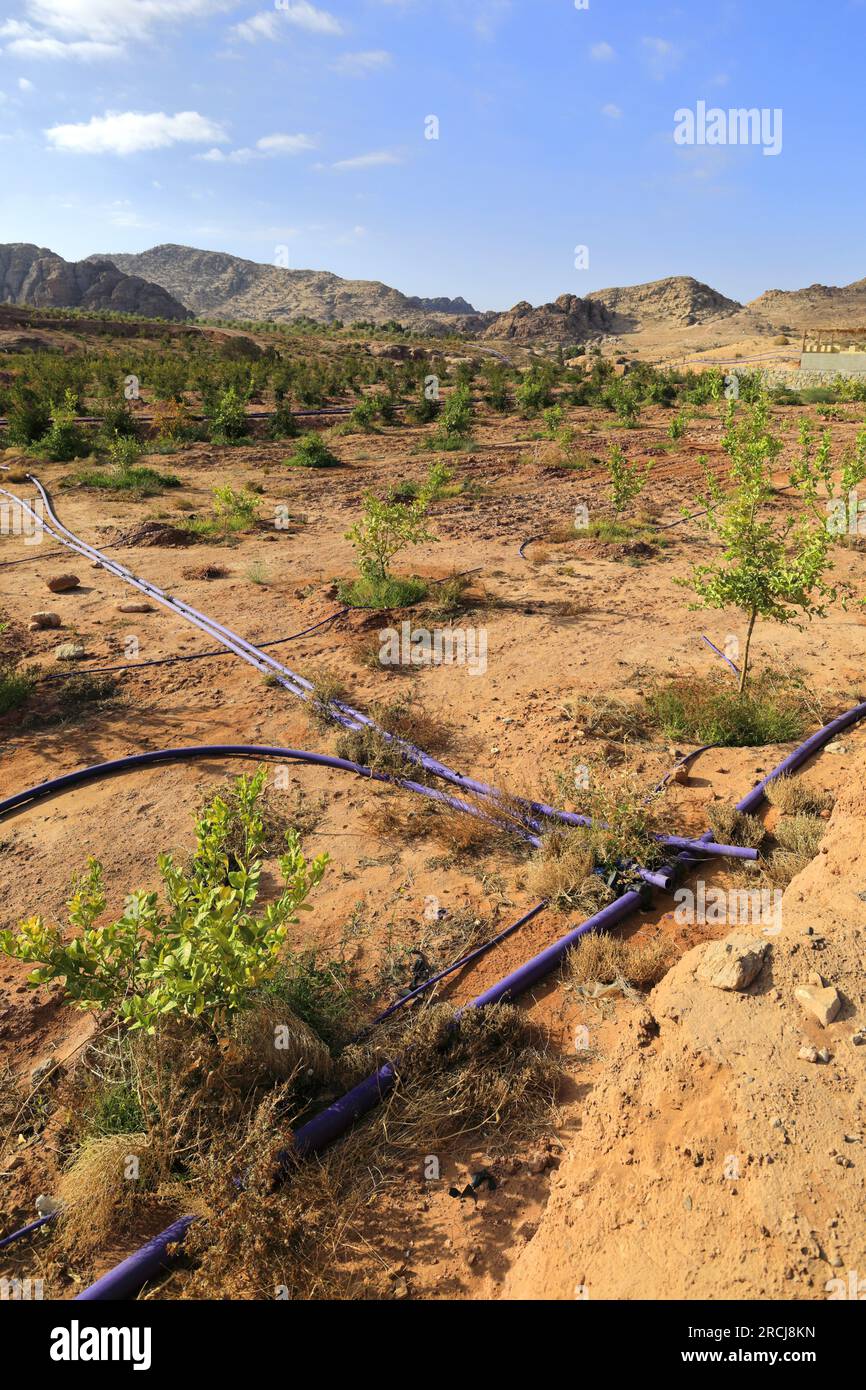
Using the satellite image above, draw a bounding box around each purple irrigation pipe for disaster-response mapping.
[518,535,543,560]
[38,608,350,682]
[0,744,515,837]
[74,1216,197,1302]
[288,889,641,1160]
[0,1211,57,1252]
[356,900,548,1035]
[1,476,741,859]
[701,634,741,677]
[41,696,866,1297]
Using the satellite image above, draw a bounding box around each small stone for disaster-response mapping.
[697,932,769,992]
[392,1278,409,1299]
[47,573,81,593]
[798,1045,820,1063]
[29,611,62,630]
[116,601,155,614]
[35,1194,61,1217]
[796,984,841,1028]
[55,643,86,662]
[817,1048,832,1064]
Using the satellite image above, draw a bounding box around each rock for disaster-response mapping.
[28,611,61,630]
[35,1194,61,1216]
[55,643,86,662]
[798,1045,820,1063]
[796,984,841,1028]
[47,573,80,593]
[697,932,769,992]
[116,601,155,614]
[0,244,190,320]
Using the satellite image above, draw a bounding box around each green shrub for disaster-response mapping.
[0,770,328,1032]
[210,385,249,443]
[646,672,809,746]
[285,433,341,469]
[515,368,554,416]
[5,388,51,447]
[39,390,89,462]
[0,663,34,716]
[267,396,298,440]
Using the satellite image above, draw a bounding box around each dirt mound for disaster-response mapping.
[503,759,866,1300]
[113,520,194,548]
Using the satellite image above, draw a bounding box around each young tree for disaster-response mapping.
[608,444,650,517]
[685,399,840,694]
[346,493,437,589]
[0,771,328,1033]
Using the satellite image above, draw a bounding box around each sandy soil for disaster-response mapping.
[1,397,865,1299]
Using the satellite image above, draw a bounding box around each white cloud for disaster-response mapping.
[18,76,34,89]
[331,150,402,170]
[601,103,623,119]
[232,2,343,42]
[256,131,316,153]
[331,50,392,75]
[590,41,615,62]
[200,131,316,162]
[640,36,682,80]
[0,2,232,60]
[1,32,123,60]
[46,109,228,155]
[25,0,231,42]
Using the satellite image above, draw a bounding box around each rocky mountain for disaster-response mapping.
[746,279,866,331]
[0,244,190,321]
[586,276,742,329]
[91,244,489,332]
[480,293,613,346]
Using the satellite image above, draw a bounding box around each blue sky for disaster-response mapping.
[1,0,865,311]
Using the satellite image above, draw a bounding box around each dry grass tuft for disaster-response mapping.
[567,931,673,993]
[560,695,651,742]
[229,1000,333,1087]
[57,1133,170,1258]
[773,813,826,859]
[179,1003,563,1300]
[707,802,767,850]
[765,775,833,818]
[527,829,608,912]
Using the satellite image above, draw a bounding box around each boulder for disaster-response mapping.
[697,932,769,992]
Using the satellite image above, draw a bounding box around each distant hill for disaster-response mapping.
[481,294,613,346]
[0,244,190,321]
[747,280,866,332]
[91,244,490,333]
[586,276,742,329]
